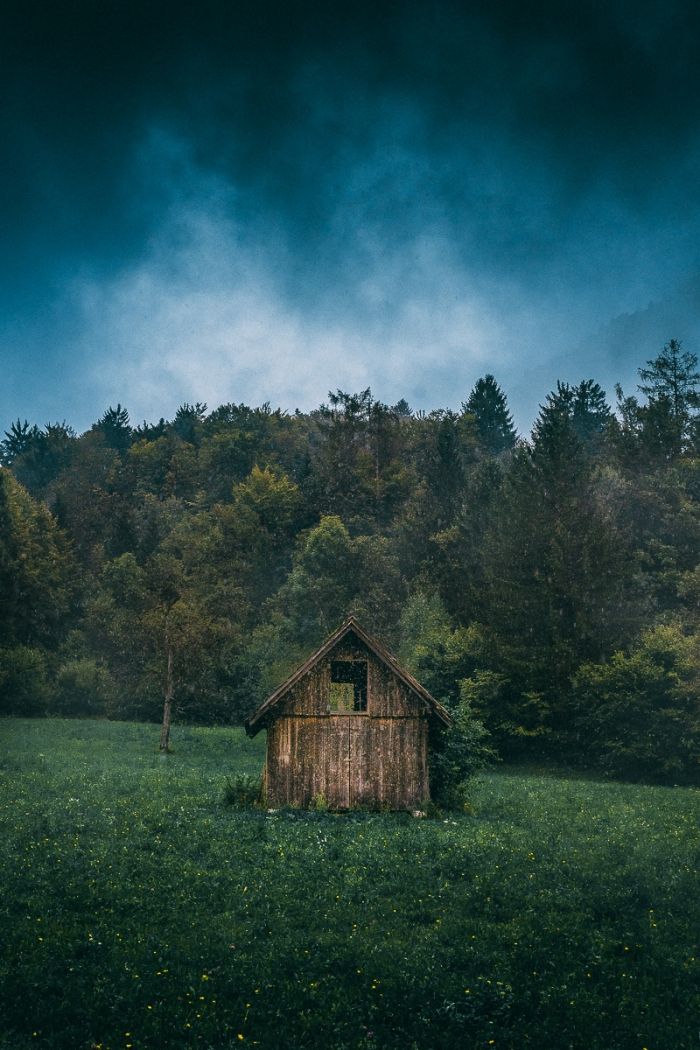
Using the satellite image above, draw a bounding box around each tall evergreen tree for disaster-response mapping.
[92,405,132,454]
[173,402,207,445]
[8,422,76,494]
[474,390,641,751]
[637,339,700,456]
[570,380,611,447]
[463,374,517,454]
[535,380,611,454]
[638,339,700,417]
[0,420,38,465]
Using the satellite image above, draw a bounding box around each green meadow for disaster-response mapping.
[0,719,698,1050]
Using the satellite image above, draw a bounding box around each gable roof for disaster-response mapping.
[245,615,453,735]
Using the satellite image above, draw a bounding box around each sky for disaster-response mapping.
[2,0,700,436]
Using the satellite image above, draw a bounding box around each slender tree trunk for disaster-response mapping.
[159,636,174,754]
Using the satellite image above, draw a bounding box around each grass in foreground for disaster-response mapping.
[0,718,698,1050]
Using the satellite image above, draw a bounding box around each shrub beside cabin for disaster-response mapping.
[245,617,452,810]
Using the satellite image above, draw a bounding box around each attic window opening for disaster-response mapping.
[330,660,367,713]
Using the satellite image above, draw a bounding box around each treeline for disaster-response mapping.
[2,341,700,782]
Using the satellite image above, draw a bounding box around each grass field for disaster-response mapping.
[0,718,698,1050]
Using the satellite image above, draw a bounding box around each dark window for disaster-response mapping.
[330,660,368,713]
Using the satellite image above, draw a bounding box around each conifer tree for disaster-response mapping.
[535,380,611,453]
[92,404,132,453]
[0,420,37,465]
[463,374,517,454]
[637,339,700,456]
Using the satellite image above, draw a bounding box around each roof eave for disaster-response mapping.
[244,615,453,732]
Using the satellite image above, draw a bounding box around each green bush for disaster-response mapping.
[53,656,115,717]
[0,646,50,715]
[398,589,496,807]
[223,772,263,807]
[571,624,700,782]
[310,791,329,811]
[429,685,496,809]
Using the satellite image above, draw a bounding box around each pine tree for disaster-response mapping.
[463,374,517,454]
[570,379,611,447]
[638,339,700,416]
[0,420,38,465]
[637,339,700,456]
[474,387,641,752]
[535,380,611,454]
[173,402,207,445]
[93,405,132,453]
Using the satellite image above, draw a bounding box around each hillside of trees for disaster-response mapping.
[2,340,699,782]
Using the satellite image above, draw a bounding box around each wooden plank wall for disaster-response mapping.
[368,658,427,718]
[265,634,431,809]
[349,718,428,809]
[266,716,429,809]
[276,640,428,720]
[279,662,329,717]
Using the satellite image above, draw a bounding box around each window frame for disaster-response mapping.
[329,659,368,714]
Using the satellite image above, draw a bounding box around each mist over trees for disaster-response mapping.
[2,341,700,782]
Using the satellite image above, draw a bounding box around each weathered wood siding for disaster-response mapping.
[264,633,431,809]
[276,638,428,720]
[265,715,429,809]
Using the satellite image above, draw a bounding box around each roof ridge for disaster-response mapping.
[244,616,452,735]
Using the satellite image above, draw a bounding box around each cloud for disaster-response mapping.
[4,1,700,435]
[19,110,698,438]
[71,154,509,426]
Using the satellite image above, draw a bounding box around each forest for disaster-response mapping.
[2,339,699,783]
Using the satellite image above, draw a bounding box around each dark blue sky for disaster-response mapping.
[3,0,700,434]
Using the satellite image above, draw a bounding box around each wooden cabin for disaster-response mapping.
[245,616,452,810]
